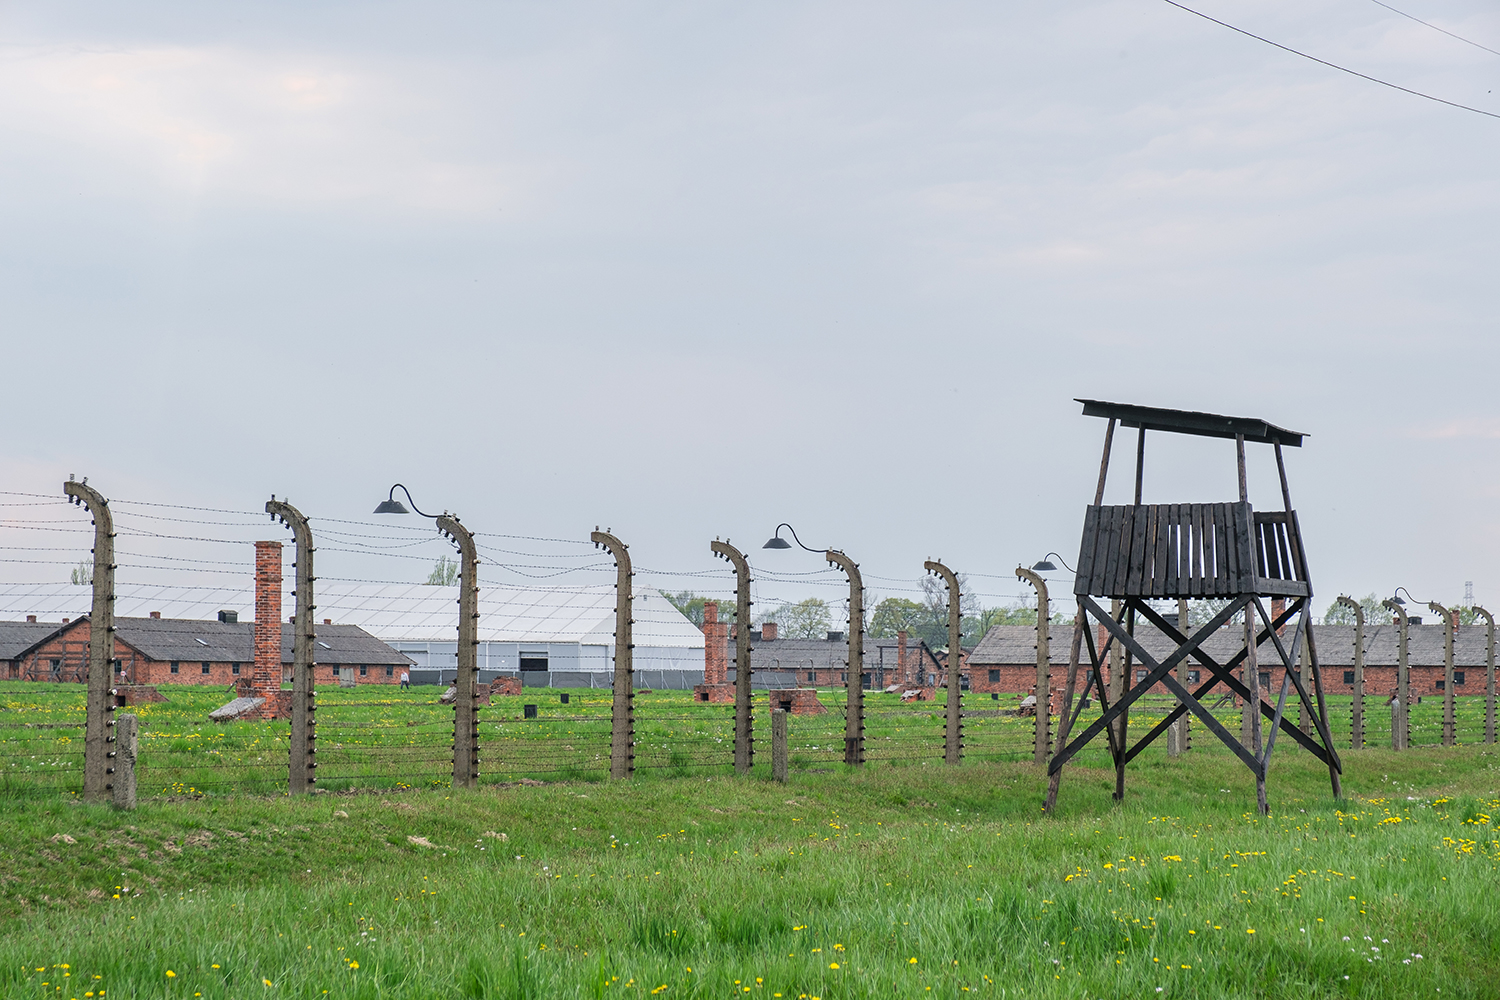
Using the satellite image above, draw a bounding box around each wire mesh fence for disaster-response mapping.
[5,679,1500,801]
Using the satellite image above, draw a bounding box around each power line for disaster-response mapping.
[1370,0,1500,59]
[1162,0,1500,120]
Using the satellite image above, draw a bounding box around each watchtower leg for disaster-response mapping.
[1303,623,1342,799]
[1246,603,1267,815]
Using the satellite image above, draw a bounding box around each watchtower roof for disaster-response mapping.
[1077,399,1305,448]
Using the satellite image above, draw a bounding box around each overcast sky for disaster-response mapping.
[2,0,1498,619]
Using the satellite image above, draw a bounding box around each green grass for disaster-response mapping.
[2,737,1500,998]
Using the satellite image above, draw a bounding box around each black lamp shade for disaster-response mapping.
[1391,594,1406,606]
[374,499,410,515]
[1032,559,1058,572]
[763,536,792,549]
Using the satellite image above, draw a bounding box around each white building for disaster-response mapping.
[0,582,706,689]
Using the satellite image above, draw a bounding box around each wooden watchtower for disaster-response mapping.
[1046,400,1342,815]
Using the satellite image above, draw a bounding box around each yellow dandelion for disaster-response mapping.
[166,971,176,979]
[829,962,839,970]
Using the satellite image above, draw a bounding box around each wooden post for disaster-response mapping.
[1297,636,1311,735]
[439,515,480,788]
[1016,567,1050,766]
[64,480,115,804]
[268,498,317,794]
[1336,596,1365,748]
[112,713,137,810]
[712,541,754,774]
[593,531,634,779]
[1477,606,1496,744]
[1384,599,1409,750]
[771,709,788,783]
[1173,598,1190,754]
[925,560,964,765]
[1247,600,1266,815]
[1430,602,1456,745]
[1133,426,1146,504]
[1111,598,1127,801]
[1043,610,1086,813]
[826,550,865,766]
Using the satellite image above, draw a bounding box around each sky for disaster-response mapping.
[1,0,1498,621]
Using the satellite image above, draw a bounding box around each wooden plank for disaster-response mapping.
[1076,505,1101,596]
[1200,504,1215,596]
[1214,504,1231,596]
[1152,505,1170,597]
[1178,506,1190,596]
[1276,520,1293,583]
[1225,503,1242,597]
[1257,579,1311,598]
[1231,503,1252,595]
[1127,505,1149,596]
[1203,504,1220,595]
[1164,503,1176,599]
[1113,506,1135,598]
[1100,506,1122,598]
[1190,504,1205,597]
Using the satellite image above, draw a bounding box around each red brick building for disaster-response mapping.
[5,541,410,688]
[966,615,1498,707]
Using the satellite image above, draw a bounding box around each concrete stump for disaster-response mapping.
[1167,719,1185,757]
[772,710,789,783]
[113,714,138,810]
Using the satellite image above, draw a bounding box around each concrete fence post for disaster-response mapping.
[825,550,865,766]
[1383,599,1409,750]
[1015,567,1050,766]
[1336,596,1365,749]
[112,714,137,810]
[268,498,317,793]
[1477,606,1496,744]
[1430,602,1457,746]
[712,540,755,774]
[771,709,788,783]
[438,515,480,788]
[64,479,115,804]
[1172,599,1190,755]
[926,560,964,765]
[593,530,634,779]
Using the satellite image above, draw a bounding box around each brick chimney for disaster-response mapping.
[897,630,909,686]
[248,541,283,716]
[701,602,728,685]
[25,615,35,623]
[1271,597,1286,637]
[149,611,160,620]
[761,621,777,642]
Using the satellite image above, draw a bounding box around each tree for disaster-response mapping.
[665,591,736,628]
[764,598,832,639]
[1322,593,1391,627]
[868,597,927,639]
[426,555,459,586]
[69,559,91,586]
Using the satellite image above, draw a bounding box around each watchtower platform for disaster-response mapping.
[1045,400,1341,815]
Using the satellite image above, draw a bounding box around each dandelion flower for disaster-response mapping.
[166,971,176,979]
[829,963,839,970]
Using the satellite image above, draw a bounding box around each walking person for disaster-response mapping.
[400,669,410,690]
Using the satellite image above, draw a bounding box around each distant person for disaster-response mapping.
[400,670,410,690]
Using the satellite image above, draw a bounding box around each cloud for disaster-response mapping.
[0,43,519,214]
[1407,418,1500,441]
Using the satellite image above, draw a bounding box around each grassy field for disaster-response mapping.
[5,678,1487,801]
[1,730,1498,999]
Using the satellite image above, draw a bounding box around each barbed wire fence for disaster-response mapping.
[3,487,1497,801]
